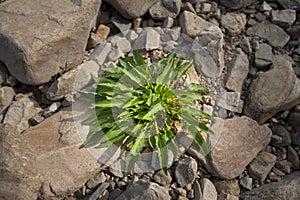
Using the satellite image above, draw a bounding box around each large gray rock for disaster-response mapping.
[3,96,41,132]
[0,86,15,114]
[179,11,215,38]
[191,116,271,179]
[271,9,297,27]
[175,157,198,187]
[104,0,158,19]
[244,56,300,123]
[241,171,300,200]
[0,0,101,85]
[246,23,290,48]
[220,0,257,9]
[116,180,170,200]
[0,124,41,200]
[149,0,182,20]
[221,12,247,35]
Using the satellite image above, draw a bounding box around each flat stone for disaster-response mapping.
[287,146,300,170]
[145,28,160,50]
[214,180,240,196]
[255,43,273,68]
[111,16,132,32]
[149,0,182,20]
[270,125,292,147]
[0,0,101,85]
[0,124,41,199]
[175,157,198,187]
[104,0,158,19]
[276,160,291,174]
[276,0,300,10]
[0,86,15,114]
[221,12,247,35]
[219,0,256,9]
[179,11,215,38]
[192,179,203,200]
[195,116,271,179]
[241,171,300,200]
[248,151,277,182]
[244,56,300,123]
[194,26,225,79]
[225,49,249,93]
[89,182,110,200]
[272,9,296,27]
[215,92,244,113]
[46,60,99,101]
[3,96,41,132]
[115,180,170,200]
[201,178,218,200]
[246,23,290,48]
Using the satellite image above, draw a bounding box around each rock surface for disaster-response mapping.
[241,171,300,200]
[0,0,102,85]
[255,43,273,68]
[0,86,15,114]
[197,116,272,179]
[244,56,300,123]
[221,12,247,35]
[115,180,170,200]
[219,0,257,9]
[246,23,290,48]
[175,157,198,187]
[179,11,215,37]
[104,0,158,19]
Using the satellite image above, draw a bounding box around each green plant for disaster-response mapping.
[80,50,213,175]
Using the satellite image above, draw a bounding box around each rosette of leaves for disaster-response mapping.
[80,50,213,175]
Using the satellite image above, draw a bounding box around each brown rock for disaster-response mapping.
[0,0,101,85]
[198,116,271,179]
[0,86,15,114]
[96,24,110,41]
[214,180,240,196]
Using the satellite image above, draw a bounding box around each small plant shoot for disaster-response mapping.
[80,50,213,175]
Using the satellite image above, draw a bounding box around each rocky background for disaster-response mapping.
[0,0,300,199]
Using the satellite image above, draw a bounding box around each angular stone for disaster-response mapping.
[89,42,112,65]
[0,124,41,200]
[197,117,271,179]
[104,0,158,19]
[0,0,101,85]
[154,170,173,186]
[46,60,99,101]
[0,86,15,114]
[215,92,244,113]
[276,160,291,174]
[96,24,110,41]
[239,177,252,190]
[241,171,300,200]
[244,56,300,123]
[246,23,290,48]
[194,26,225,79]
[146,28,160,50]
[270,125,292,147]
[201,178,218,200]
[225,49,249,93]
[179,11,215,38]
[111,16,132,32]
[255,43,273,68]
[22,111,100,197]
[248,151,277,182]
[221,12,247,35]
[276,0,300,10]
[149,0,182,20]
[272,9,296,27]
[115,180,170,200]
[219,0,256,9]
[214,180,240,196]
[175,157,198,187]
[3,96,41,132]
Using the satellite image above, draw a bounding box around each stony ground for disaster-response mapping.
[0,0,300,200]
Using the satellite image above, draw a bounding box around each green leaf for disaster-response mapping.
[133,50,146,66]
[155,133,168,173]
[187,83,209,94]
[183,107,212,120]
[142,102,165,120]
